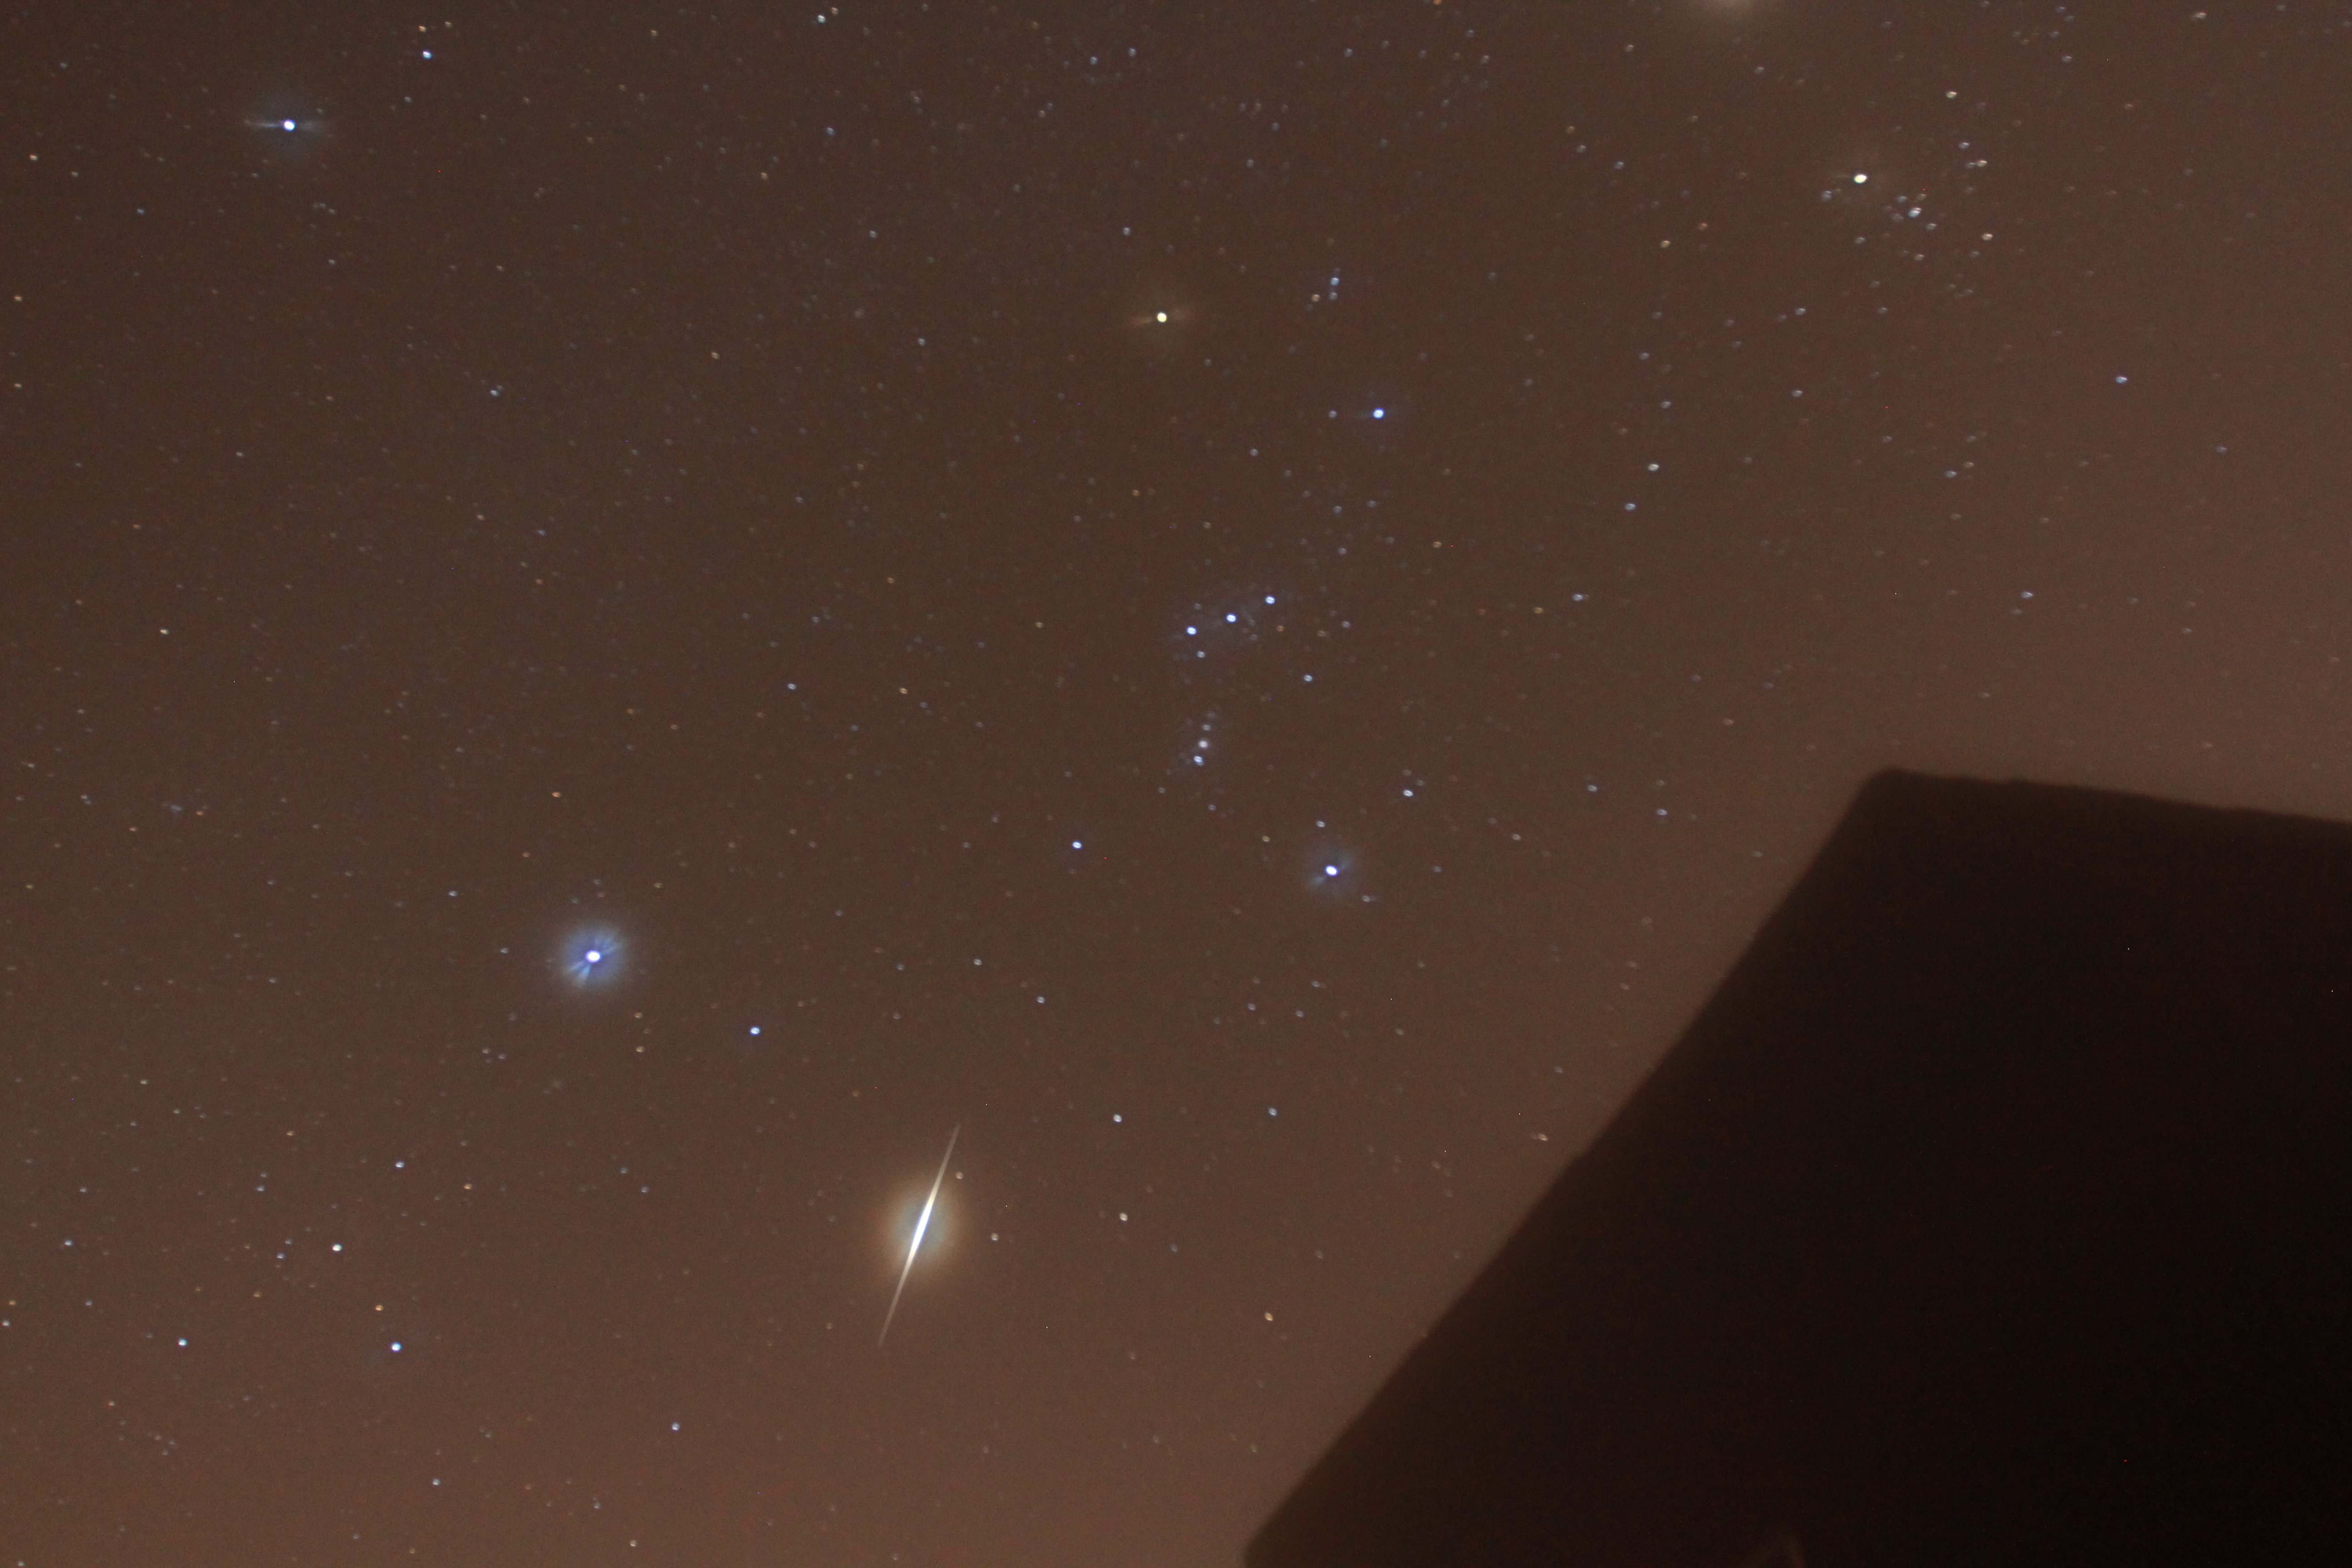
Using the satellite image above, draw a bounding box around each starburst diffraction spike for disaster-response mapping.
[879,1124,959,1347]
[556,926,626,990]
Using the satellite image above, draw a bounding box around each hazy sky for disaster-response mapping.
[8,4,2352,1565]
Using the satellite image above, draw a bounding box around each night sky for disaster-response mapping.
[7,4,2351,1564]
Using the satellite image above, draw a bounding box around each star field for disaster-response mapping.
[8,4,2352,1566]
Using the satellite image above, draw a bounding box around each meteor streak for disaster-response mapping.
[879,1124,959,1346]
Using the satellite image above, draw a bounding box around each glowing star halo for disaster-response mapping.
[879,1124,959,1346]
[556,926,626,989]
[240,106,333,166]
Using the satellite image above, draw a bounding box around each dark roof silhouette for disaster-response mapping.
[1250,771,2352,1568]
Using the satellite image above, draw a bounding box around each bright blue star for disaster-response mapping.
[557,927,626,989]
[1303,843,1373,903]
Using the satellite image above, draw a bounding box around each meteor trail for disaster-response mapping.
[879,1124,959,1346]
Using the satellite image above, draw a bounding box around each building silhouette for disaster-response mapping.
[1250,772,2352,1568]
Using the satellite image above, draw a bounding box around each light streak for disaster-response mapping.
[878,1124,958,1346]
